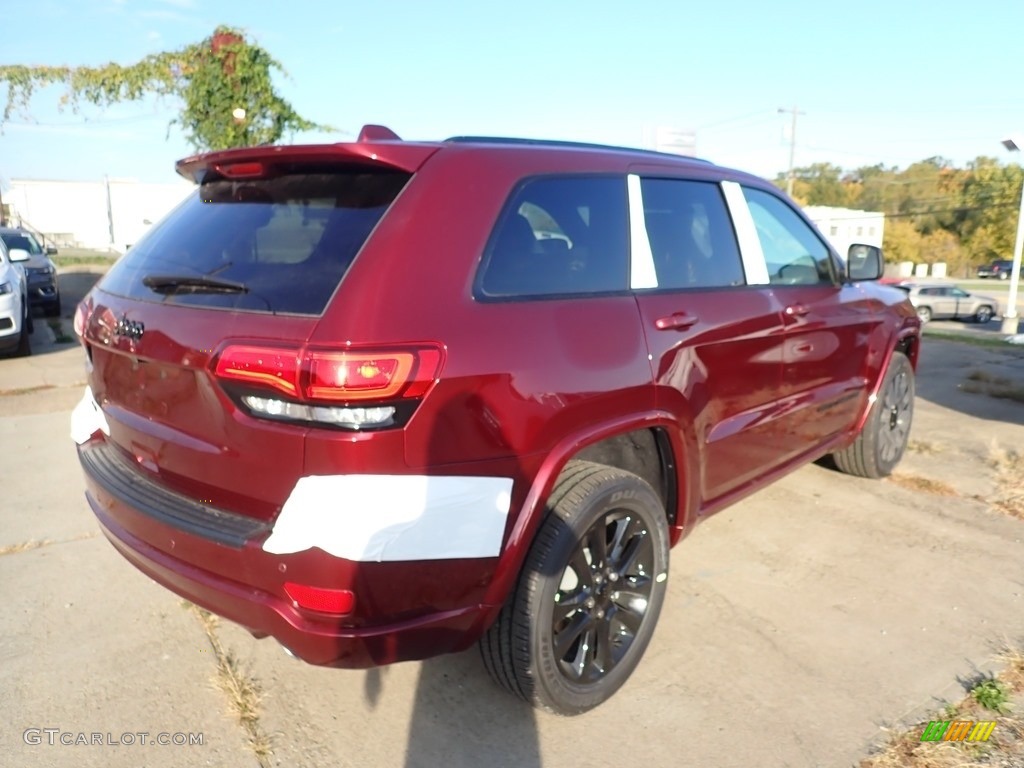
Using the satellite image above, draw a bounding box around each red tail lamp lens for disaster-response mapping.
[215,346,300,397]
[307,352,415,401]
[214,345,442,403]
[283,582,355,615]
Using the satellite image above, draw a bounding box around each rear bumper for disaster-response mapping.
[89,492,487,667]
[76,433,505,668]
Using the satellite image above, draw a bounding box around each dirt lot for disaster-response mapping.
[1,276,1022,767]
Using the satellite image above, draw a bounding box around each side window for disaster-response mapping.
[742,187,835,286]
[639,178,745,289]
[478,176,629,298]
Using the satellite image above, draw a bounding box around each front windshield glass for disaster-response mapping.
[0,232,43,255]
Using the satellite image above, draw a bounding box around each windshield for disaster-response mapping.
[0,232,44,255]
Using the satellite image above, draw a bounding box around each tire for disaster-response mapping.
[480,460,670,715]
[832,351,913,478]
[915,306,932,323]
[45,295,61,318]
[1000,272,1009,280]
[14,310,31,358]
[974,305,993,324]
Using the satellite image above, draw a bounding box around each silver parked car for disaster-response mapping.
[895,282,998,323]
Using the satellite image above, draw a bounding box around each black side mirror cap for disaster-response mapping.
[847,244,883,281]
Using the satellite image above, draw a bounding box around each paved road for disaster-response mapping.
[1,279,1022,767]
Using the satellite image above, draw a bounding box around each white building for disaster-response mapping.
[5,178,194,253]
[804,205,885,259]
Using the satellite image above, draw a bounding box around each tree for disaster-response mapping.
[0,26,331,152]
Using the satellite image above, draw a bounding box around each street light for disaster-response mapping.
[1000,135,1024,335]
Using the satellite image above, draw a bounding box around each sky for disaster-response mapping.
[2,0,1024,189]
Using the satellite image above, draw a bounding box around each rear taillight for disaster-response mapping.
[73,297,93,339]
[213,344,443,429]
[214,345,300,397]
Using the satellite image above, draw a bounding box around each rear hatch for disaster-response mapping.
[79,143,437,521]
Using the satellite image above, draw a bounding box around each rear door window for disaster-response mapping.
[477,176,629,298]
[100,167,410,315]
[638,178,745,289]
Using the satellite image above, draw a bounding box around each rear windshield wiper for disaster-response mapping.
[142,274,249,295]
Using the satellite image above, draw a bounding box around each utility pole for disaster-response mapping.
[778,105,805,197]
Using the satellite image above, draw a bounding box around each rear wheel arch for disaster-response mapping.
[479,419,688,615]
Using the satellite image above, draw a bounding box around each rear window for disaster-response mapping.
[99,167,410,315]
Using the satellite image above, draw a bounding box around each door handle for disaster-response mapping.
[784,303,810,317]
[655,313,699,331]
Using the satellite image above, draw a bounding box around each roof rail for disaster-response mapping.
[443,135,713,163]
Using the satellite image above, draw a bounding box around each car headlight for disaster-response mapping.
[0,282,11,295]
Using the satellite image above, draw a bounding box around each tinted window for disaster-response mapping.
[99,168,410,315]
[640,178,744,289]
[478,176,628,298]
[742,187,834,285]
[0,232,43,254]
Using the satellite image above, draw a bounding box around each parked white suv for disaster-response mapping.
[0,239,32,357]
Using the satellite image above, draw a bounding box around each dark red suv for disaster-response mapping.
[72,127,920,715]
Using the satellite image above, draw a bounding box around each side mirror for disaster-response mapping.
[847,244,883,281]
[8,248,30,263]
[46,245,58,255]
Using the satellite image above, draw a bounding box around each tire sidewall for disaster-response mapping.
[524,475,669,715]
[868,352,914,476]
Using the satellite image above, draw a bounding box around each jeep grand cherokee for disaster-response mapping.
[72,126,920,715]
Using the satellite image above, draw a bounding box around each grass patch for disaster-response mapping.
[988,444,1024,519]
[888,473,959,497]
[0,384,56,397]
[0,531,96,556]
[0,539,53,555]
[186,603,272,764]
[860,641,1024,767]
[52,248,117,269]
[923,329,1019,349]
[971,678,1012,714]
[960,370,1024,403]
[46,319,74,344]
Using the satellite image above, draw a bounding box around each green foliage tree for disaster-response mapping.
[0,26,330,152]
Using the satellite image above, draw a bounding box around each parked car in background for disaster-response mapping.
[0,237,32,357]
[0,227,60,317]
[71,126,920,715]
[894,281,998,323]
[977,259,1014,279]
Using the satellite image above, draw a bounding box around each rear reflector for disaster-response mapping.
[283,582,355,615]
